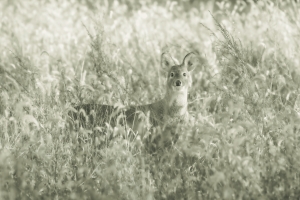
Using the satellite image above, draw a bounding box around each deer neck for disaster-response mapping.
[163,89,188,117]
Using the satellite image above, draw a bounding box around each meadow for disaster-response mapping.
[1,0,300,199]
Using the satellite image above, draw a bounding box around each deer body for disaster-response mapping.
[71,52,197,132]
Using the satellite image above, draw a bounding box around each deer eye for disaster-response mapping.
[183,73,186,76]
[170,72,174,77]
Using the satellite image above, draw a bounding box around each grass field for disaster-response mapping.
[1,0,300,199]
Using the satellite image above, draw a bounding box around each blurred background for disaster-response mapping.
[0,0,262,105]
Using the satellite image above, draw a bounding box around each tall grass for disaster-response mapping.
[1,0,300,199]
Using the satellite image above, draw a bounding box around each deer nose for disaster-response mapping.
[175,80,182,86]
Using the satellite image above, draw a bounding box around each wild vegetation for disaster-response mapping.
[1,0,300,199]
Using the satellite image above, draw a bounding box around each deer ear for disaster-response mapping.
[183,52,198,72]
[161,52,177,71]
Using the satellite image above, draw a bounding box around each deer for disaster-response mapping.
[69,52,197,134]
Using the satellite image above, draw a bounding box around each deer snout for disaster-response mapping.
[175,80,182,86]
